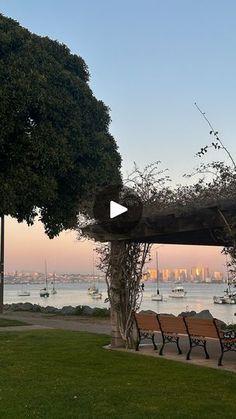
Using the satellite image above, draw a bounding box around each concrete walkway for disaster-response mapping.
[0,311,111,335]
[0,324,52,332]
[110,333,236,374]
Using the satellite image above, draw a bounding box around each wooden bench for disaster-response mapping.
[157,314,187,355]
[134,312,160,351]
[183,316,236,366]
[135,312,236,366]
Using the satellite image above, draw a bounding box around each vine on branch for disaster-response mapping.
[96,162,171,348]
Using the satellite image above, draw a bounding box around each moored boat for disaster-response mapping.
[40,261,49,298]
[169,286,187,298]
[89,249,102,299]
[151,292,163,301]
[213,264,236,304]
[51,273,57,295]
[18,289,30,297]
[88,285,99,295]
[151,249,164,302]
[90,290,102,299]
[213,290,236,304]
[40,288,49,298]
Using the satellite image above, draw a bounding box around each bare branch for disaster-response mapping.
[194,102,236,169]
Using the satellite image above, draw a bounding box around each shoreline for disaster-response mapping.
[3,302,233,327]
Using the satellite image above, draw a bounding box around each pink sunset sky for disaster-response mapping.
[5,216,226,274]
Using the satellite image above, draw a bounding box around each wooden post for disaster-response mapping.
[110,241,125,348]
[0,215,5,313]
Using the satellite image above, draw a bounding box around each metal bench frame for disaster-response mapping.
[134,312,236,366]
[184,317,236,366]
[157,314,185,356]
[134,313,158,351]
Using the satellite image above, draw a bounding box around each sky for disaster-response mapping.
[1,0,235,273]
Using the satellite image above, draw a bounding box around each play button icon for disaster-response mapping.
[110,201,128,219]
[93,185,143,234]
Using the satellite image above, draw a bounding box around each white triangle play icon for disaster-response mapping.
[110,201,128,219]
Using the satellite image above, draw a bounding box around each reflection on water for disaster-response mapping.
[4,282,236,324]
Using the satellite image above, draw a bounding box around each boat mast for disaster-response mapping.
[92,248,97,289]
[225,254,231,294]
[156,251,159,295]
[52,272,55,291]
[45,260,48,290]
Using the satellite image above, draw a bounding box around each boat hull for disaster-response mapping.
[151,294,163,301]
[40,291,49,298]
[169,286,187,298]
[91,292,102,299]
[213,295,236,304]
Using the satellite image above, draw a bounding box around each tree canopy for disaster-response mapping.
[0,14,121,237]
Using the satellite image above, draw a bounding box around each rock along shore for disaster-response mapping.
[3,303,226,326]
[3,302,110,317]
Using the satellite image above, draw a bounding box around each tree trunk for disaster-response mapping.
[110,241,126,348]
[110,305,124,348]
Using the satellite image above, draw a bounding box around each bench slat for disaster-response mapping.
[184,317,219,339]
[135,313,160,331]
[158,315,187,334]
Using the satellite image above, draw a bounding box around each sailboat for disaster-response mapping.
[151,250,163,301]
[40,261,50,298]
[89,250,102,300]
[18,285,30,297]
[213,265,236,304]
[51,273,57,295]
[213,288,236,304]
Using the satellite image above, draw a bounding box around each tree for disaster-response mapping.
[96,163,173,348]
[0,14,121,234]
[0,14,121,309]
[187,103,236,285]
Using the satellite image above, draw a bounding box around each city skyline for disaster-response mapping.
[5,216,227,274]
[145,266,224,283]
[5,265,225,283]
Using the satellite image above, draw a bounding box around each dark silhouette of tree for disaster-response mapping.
[0,14,121,237]
[0,14,121,311]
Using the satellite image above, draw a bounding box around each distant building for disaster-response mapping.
[161,269,175,282]
[212,271,223,282]
[174,268,187,282]
[147,268,157,280]
[190,266,210,282]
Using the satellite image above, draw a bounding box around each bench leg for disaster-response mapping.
[218,338,236,366]
[159,339,165,356]
[186,339,192,360]
[187,337,209,360]
[218,351,224,366]
[176,337,182,355]
[159,335,181,355]
[218,344,224,366]
[135,330,141,351]
[151,333,157,351]
[203,341,210,359]
[135,331,157,351]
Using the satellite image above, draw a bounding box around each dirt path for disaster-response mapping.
[0,311,111,335]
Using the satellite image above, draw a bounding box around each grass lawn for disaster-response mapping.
[0,330,235,419]
[0,318,29,327]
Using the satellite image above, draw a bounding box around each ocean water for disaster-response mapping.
[4,282,236,325]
